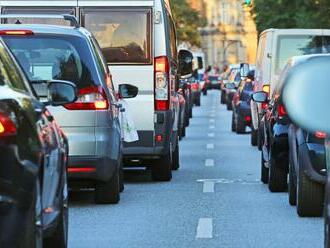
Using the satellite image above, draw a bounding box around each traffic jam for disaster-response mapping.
[0,0,329,247]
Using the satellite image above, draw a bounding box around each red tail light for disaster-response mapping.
[0,30,34,35]
[278,104,287,117]
[154,56,169,111]
[0,112,17,137]
[191,83,199,90]
[68,167,96,173]
[315,131,327,139]
[64,86,109,110]
[261,102,268,110]
[245,116,251,122]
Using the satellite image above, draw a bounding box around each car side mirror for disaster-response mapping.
[224,82,236,90]
[252,91,268,103]
[178,49,193,76]
[48,80,77,106]
[118,84,139,99]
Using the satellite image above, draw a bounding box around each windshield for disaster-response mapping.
[82,8,152,64]
[276,35,330,73]
[2,35,100,91]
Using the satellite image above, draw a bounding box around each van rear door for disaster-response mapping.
[79,3,155,140]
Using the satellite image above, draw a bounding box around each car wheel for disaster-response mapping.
[226,100,232,110]
[172,138,180,171]
[221,90,226,104]
[202,89,207,96]
[196,96,201,106]
[261,152,269,184]
[152,145,173,181]
[236,115,245,134]
[288,162,297,206]
[95,166,120,204]
[231,112,236,132]
[296,165,324,217]
[189,106,193,118]
[268,154,287,192]
[119,159,124,193]
[257,126,263,151]
[251,128,258,146]
[325,191,330,248]
[26,178,43,248]
[182,125,186,138]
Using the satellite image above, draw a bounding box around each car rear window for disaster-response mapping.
[1,7,75,26]
[2,34,100,91]
[276,35,330,73]
[81,8,152,64]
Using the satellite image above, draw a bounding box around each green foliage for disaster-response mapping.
[170,0,207,47]
[252,0,330,34]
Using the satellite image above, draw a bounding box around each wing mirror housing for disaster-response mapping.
[252,91,268,103]
[178,49,193,77]
[48,80,77,106]
[224,82,236,90]
[118,84,139,99]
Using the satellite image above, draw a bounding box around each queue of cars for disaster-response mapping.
[0,0,204,247]
[218,27,330,247]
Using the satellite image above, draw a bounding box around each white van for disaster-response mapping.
[0,0,193,181]
[251,28,330,146]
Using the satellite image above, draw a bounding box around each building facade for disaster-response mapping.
[188,0,257,69]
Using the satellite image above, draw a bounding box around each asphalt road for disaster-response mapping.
[68,90,322,248]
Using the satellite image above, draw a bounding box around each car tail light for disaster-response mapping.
[262,84,270,94]
[64,86,109,110]
[68,167,96,173]
[261,103,268,110]
[278,104,287,117]
[245,116,251,122]
[0,30,34,35]
[191,83,199,90]
[154,56,169,111]
[315,131,327,139]
[0,112,17,137]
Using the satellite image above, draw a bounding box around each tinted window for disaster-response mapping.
[276,35,330,73]
[1,7,75,26]
[82,8,152,64]
[0,42,27,91]
[3,35,100,91]
[167,12,177,61]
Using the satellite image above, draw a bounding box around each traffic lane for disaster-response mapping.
[68,90,322,248]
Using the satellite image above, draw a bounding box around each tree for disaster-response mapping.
[170,0,207,47]
[252,0,330,34]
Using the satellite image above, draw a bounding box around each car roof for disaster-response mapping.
[0,24,91,38]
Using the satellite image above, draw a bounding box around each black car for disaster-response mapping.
[231,72,254,134]
[0,38,76,247]
[288,125,326,217]
[252,83,290,192]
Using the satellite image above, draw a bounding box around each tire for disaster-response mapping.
[172,138,180,170]
[231,112,236,132]
[25,179,43,248]
[325,192,330,248]
[296,167,324,217]
[119,160,124,193]
[288,162,297,206]
[44,170,68,248]
[261,152,269,184]
[189,106,193,118]
[182,125,186,138]
[152,146,172,181]
[95,166,120,204]
[196,96,201,106]
[268,155,287,192]
[251,128,258,146]
[202,89,207,96]
[221,90,226,104]
[235,115,245,134]
[257,128,262,151]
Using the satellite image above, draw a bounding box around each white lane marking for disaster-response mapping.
[196,218,213,239]
[207,143,214,149]
[205,159,214,167]
[203,181,215,193]
[209,125,215,129]
[208,133,215,138]
[209,113,215,117]
[209,119,215,123]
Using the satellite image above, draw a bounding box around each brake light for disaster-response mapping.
[0,112,17,137]
[68,167,96,173]
[0,30,34,35]
[64,86,109,110]
[191,83,199,90]
[262,84,270,94]
[278,104,287,117]
[315,131,327,139]
[245,116,251,122]
[261,103,268,110]
[154,56,169,111]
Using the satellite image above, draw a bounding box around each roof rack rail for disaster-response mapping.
[0,14,80,28]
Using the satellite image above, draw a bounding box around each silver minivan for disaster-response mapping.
[0,15,139,204]
[0,0,193,181]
